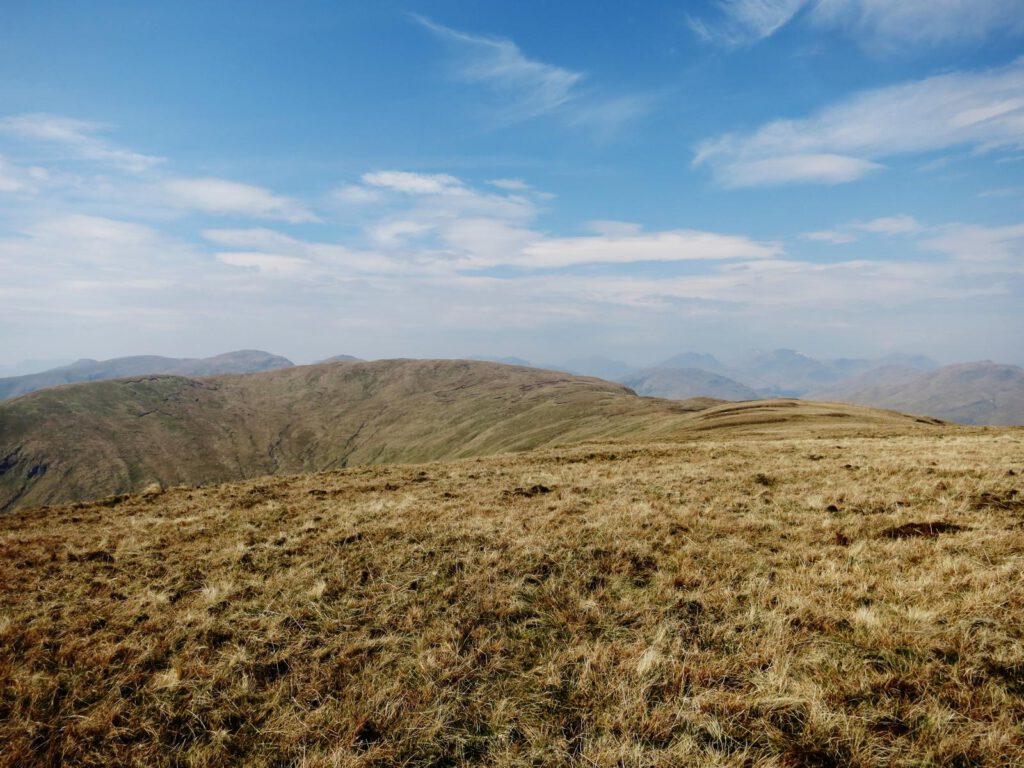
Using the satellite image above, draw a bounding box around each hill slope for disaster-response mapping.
[0,359,940,512]
[0,349,293,401]
[1,426,1021,766]
[812,362,1024,425]
[620,367,760,401]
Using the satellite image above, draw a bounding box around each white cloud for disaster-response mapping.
[413,15,646,134]
[0,157,21,192]
[163,177,318,222]
[811,0,1024,48]
[688,0,807,45]
[585,220,644,237]
[0,113,163,172]
[802,229,856,244]
[711,154,883,187]
[488,178,529,191]
[361,170,464,195]
[922,223,1024,264]
[519,230,780,269]
[202,228,397,274]
[855,214,920,235]
[690,0,1024,47]
[370,220,434,246]
[570,256,1007,312]
[334,184,384,204]
[413,15,582,120]
[216,252,309,277]
[696,57,1024,186]
[977,186,1024,199]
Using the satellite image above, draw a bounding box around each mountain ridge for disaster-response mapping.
[0,349,294,401]
[0,358,943,512]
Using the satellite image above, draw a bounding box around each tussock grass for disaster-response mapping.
[1,429,1023,766]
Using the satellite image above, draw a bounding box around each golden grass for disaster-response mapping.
[1,428,1023,766]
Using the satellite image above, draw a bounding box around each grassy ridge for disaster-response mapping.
[0,359,940,513]
[2,423,1022,766]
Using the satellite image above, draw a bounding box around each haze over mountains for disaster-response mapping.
[550,350,1024,425]
[811,362,1024,427]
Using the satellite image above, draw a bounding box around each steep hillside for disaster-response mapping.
[0,360,940,512]
[620,367,759,401]
[2,427,1021,766]
[0,349,293,400]
[812,362,1024,425]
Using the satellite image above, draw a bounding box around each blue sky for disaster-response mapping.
[1,0,1023,366]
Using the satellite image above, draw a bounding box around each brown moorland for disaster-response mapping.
[2,420,1022,766]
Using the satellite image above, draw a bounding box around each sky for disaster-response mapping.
[1,0,1023,367]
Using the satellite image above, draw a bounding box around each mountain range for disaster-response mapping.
[0,358,943,512]
[0,349,294,401]
[1,347,1022,426]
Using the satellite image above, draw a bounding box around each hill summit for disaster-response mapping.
[0,358,941,512]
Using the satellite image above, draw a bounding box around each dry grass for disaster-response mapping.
[2,427,1023,766]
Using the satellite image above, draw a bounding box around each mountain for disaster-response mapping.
[0,350,293,401]
[820,354,938,381]
[469,355,533,367]
[1,411,1016,767]
[0,358,74,377]
[316,354,363,364]
[620,367,760,401]
[657,352,731,376]
[812,362,1024,425]
[733,349,836,396]
[555,355,635,380]
[0,359,941,512]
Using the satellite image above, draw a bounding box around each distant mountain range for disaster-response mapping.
[0,350,294,401]
[547,349,1021,425]
[620,368,759,401]
[1,347,1021,425]
[811,362,1024,426]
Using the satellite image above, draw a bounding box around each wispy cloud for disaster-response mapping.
[412,15,648,134]
[688,0,806,46]
[802,214,921,244]
[162,178,319,223]
[361,170,464,195]
[521,230,779,269]
[802,229,856,244]
[0,155,48,193]
[922,223,1024,264]
[690,0,1024,48]
[810,0,1024,49]
[855,215,920,235]
[0,113,164,172]
[696,57,1024,186]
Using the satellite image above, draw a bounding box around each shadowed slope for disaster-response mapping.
[0,359,945,512]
